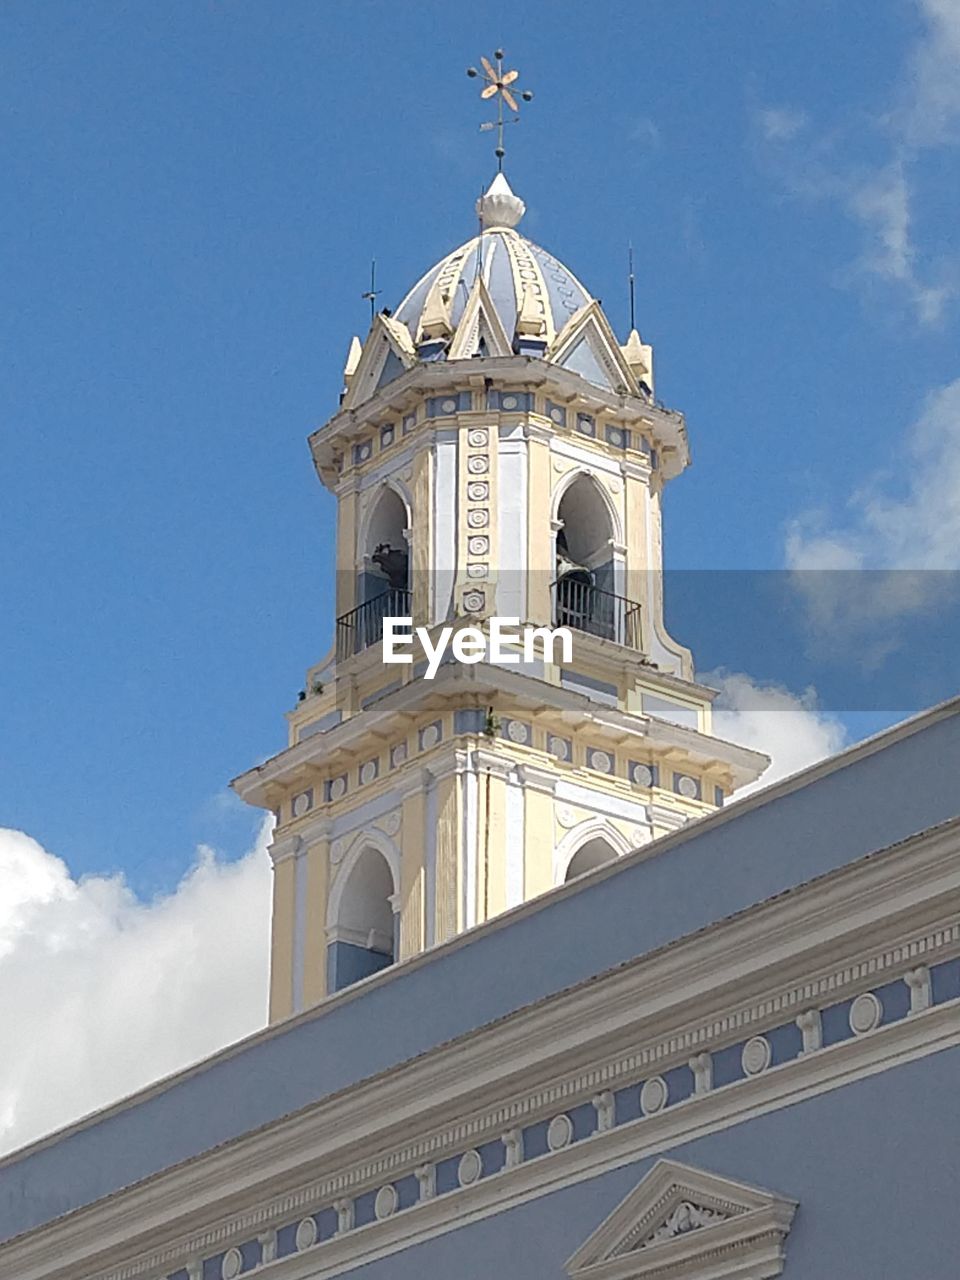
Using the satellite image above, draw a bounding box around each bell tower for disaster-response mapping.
[233,173,768,1023]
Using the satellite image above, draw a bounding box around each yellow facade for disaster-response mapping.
[233,177,769,1021]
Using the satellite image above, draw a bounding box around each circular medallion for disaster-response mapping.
[390,742,407,768]
[463,591,485,613]
[741,1036,772,1076]
[556,804,577,828]
[467,563,488,578]
[589,750,612,774]
[506,720,529,745]
[467,509,489,528]
[380,811,401,837]
[221,1247,243,1280]
[468,429,488,447]
[631,763,654,788]
[677,774,699,799]
[374,1184,398,1220]
[421,723,439,750]
[329,777,346,802]
[359,760,377,786]
[549,406,565,425]
[631,824,651,846]
[640,1076,668,1115]
[548,736,569,761]
[500,394,519,411]
[467,455,489,474]
[295,1218,317,1251]
[292,791,311,818]
[458,1149,482,1187]
[546,1114,573,1151]
[849,992,882,1035]
[330,838,346,864]
[440,397,458,414]
[467,481,489,501]
[468,535,489,555]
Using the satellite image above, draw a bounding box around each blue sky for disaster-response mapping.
[2,1,959,896]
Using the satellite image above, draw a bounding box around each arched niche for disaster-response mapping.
[553,473,619,641]
[327,844,399,993]
[564,835,619,883]
[359,485,409,603]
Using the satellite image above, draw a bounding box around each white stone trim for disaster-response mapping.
[505,769,525,908]
[324,829,400,935]
[554,819,635,885]
[565,1159,797,1280]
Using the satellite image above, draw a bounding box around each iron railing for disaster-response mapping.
[551,577,641,649]
[336,588,412,661]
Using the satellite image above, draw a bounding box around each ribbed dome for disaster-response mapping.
[393,177,592,359]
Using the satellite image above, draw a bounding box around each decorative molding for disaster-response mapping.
[565,1160,797,1280]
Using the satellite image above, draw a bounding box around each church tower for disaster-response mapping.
[233,171,768,1023]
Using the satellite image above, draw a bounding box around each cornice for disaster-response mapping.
[307,357,688,478]
[231,662,768,806]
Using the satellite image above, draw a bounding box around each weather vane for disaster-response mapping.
[466,49,533,172]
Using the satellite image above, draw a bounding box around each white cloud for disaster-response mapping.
[0,822,272,1157]
[757,106,807,142]
[901,0,960,145]
[783,377,960,640]
[787,376,960,573]
[843,161,952,324]
[628,116,661,149]
[709,671,848,795]
[754,3,960,324]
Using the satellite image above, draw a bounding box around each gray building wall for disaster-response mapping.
[1,704,958,1243]
[341,1045,960,1279]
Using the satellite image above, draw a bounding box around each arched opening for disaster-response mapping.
[554,474,618,641]
[564,836,618,883]
[327,846,398,992]
[340,486,411,659]
[361,486,409,601]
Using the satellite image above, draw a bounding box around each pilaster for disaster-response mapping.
[301,830,331,1009]
[399,777,427,958]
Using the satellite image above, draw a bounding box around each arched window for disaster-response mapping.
[554,475,617,641]
[564,836,618,883]
[327,846,398,992]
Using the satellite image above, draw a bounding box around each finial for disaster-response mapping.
[466,50,533,173]
[628,243,636,332]
[361,259,380,323]
[476,172,525,229]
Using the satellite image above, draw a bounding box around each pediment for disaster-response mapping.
[549,302,639,395]
[448,276,513,360]
[566,1160,797,1280]
[340,314,417,411]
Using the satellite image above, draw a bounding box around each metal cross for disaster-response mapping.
[466,49,533,172]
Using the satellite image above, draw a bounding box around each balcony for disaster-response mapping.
[552,577,641,649]
[336,588,412,661]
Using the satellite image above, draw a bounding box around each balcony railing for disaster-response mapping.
[336,588,412,661]
[551,577,641,649]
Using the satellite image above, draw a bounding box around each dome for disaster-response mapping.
[393,175,593,359]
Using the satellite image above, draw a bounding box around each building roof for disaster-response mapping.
[2,696,959,1247]
[394,175,592,352]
